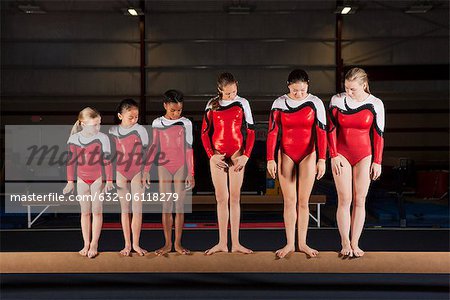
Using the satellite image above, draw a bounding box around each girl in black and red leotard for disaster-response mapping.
[109,99,148,257]
[328,67,385,257]
[147,90,195,256]
[266,69,327,258]
[63,107,114,258]
[201,72,255,255]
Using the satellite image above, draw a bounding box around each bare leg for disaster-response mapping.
[88,177,103,258]
[173,167,190,254]
[297,152,319,257]
[229,152,252,254]
[155,167,174,256]
[276,151,297,258]
[130,172,147,256]
[333,155,354,257]
[77,178,91,257]
[116,172,131,256]
[205,158,229,255]
[351,156,372,257]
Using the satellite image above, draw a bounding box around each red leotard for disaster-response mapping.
[146,116,194,176]
[109,124,149,181]
[201,96,255,159]
[328,93,385,166]
[67,131,113,185]
[267,94,327,164]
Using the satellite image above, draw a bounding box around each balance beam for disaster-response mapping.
[1,252,448,274]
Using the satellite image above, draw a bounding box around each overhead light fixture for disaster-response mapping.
[405,3,433,13]
[128,8,138,16]
[123,7,144,16]
[224,4,256,15]
[335,5,357,15]
[341,6,352,14]
[18,4,46,14]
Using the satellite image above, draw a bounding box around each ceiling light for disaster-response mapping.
[18,4,46,14]
[335,5,357,15]
[123,7,144,16]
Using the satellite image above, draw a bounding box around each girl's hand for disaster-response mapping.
[211,153,228,170]
[104,181,115,192]
[185,175,195,190]
[316,159,326,180]
[233,155,249,172]
[63,182,74,194]
[142,172,151,189]
[267,160,277,179]
[331,156,344,176]
[370,163,382,180]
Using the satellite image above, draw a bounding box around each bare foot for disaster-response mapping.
[155,244,172,256]
[351,244,365,257]
[299,244,319,258]
[87,243,98,259]
[275,244,295,259]
[205,243,228,255]
[133,244,148,256]
[175,244,190,255]
[231,244,253,254]
[120,245,132,257]
[340,242,353,257]
[79,245,89,257]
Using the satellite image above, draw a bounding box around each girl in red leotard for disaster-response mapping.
[328,67,385,257]
[201,72,255,255]
[109,99,148,256]
[266,69,327,258]
[147,90,195,256]
[63,107,114,258]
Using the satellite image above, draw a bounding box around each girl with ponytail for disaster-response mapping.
[328,67,385,257]
[63,107,114,258]
[201,72,256,255]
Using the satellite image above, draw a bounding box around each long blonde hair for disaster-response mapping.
[70,107,100,135]
[345,67,370,94]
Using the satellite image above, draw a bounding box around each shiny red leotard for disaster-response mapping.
[146,116,194,176]
[67,132,113,184]
[267,94,327,164]
[109,124,149,181]
[327,93,385,166]
[201,96,255,159]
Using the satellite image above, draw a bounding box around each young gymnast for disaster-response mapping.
[201,72,255,255]
[63,107,114,258]
[147,90,195,256]
[109,99,148,256]
[266,69,327,258]
[328,67,385,257]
